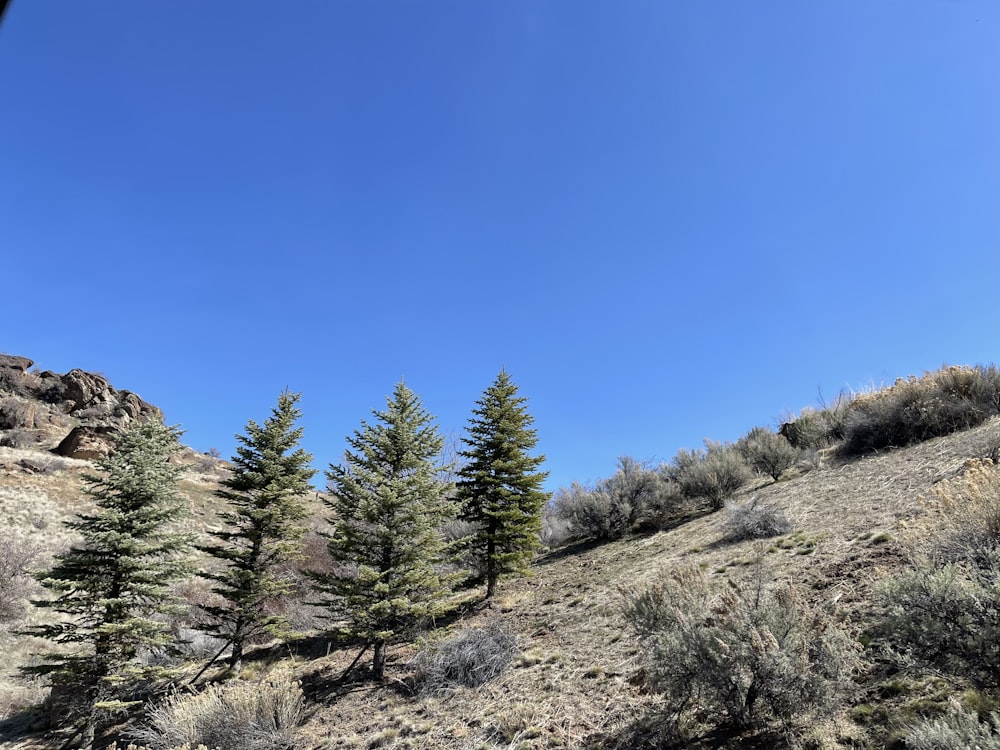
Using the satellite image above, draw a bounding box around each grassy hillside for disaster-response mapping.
[4,364,1000,749]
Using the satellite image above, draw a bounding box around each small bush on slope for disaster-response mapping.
[411,619,519,694]
[736,427,798,481]
[130,678,304,750]
[551,457,684,541]
[0,534,39,626]
[668,442,752,510]
[622,565,858,737]
[878,561,1000,690]
[879,462,1000,688]
[722,497,791,542]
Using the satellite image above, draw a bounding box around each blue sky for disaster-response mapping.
[2,2,998,492]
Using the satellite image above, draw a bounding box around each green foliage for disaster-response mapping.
[668,442,752,510]
[552,457,682,541]
[23,418,191,727]
[412,619,519,694]
[457,370,550,599]
[315,380,452,680]
[198,391,316,671]
[623,565,858,736]
[736,427,798,481]
[840,366,1000,456]
[905,700,1000,750]
[132,677,304,750]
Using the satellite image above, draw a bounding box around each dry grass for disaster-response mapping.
[4,417,1000,749]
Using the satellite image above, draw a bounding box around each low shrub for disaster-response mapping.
[877,562,1000,690]
[552,458,683,541]
[669,443,752,510]
[0,534,40,625]
[552,482,626,540]
[622,566,858,736]
[780,396,853,451]
[131,677,304,750]
[411,619,519,694]
[905,700,1000,750]
[722,497,792,542]
[737,427,798,481]
[840,366,1000,456]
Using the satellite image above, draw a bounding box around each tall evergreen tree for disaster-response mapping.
[23,417,191,744]
[457,370,550,600]
[198,390,315,673]
[313,381,451,680]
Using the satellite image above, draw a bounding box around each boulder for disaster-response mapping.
[54,425,118,461]
[0,355,33,372]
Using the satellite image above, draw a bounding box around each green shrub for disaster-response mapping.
[905,700,1000,750]
[840,366,1000,456]
[411,619,519,694]
[622,566,858,735]
[722,497,792,542]
[669,443,752,510]
[737,427,798,481]
[131,678,304,750]
[877,562,1000,690]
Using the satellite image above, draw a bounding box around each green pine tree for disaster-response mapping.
[23,417,191,743]
[198,390,315,673]
[314,381,452,680]
[457,370,550,600]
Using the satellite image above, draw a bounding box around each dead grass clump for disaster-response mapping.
[623,565,858,738]
[411,619,519,694]
[722,497,792,542]
[919,461,1000,568]
[130,678,304,750]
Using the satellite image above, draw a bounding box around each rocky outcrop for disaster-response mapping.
[0,355,161,453]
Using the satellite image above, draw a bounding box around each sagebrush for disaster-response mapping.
[623,565,858,736]
[131,678,304,750]
[905,700,1000,750]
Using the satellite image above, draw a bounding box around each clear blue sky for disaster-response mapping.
[2,2,998,492]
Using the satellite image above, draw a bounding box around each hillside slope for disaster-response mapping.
[259,419,997,750]
[3,355,999,749]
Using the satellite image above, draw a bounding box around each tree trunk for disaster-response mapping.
[486,571,497,600]
[372,639,386,680]
[485,535,497,600]
[228,639,243,674]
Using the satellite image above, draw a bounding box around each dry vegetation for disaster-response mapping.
[6,364,1000,749]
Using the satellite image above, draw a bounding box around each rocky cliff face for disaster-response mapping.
[0,354,160,460]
